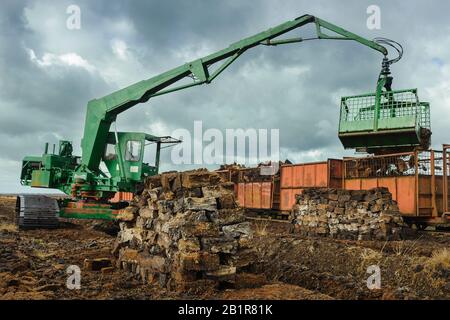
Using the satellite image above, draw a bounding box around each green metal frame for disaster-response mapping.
[81,14,387,173]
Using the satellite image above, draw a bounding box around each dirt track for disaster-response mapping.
[1,196,449,300]
[251,220,450,299]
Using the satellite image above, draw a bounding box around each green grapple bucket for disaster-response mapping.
[338,88,431,154]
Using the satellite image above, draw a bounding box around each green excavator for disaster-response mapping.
[17,14,431,228]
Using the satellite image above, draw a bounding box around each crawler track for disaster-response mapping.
[15,195,59,229]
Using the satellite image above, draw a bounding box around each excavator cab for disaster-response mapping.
[338,88,431,155]
[103,132,180,184]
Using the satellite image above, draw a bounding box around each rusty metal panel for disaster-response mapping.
[293,165,304,187]
[279,160,344,212]
[239,182,273,209]
[281,161,337,189]
[237,183,245,207]
[280,189,290,212]
[281,166,293,188]
[110,192,134,203]
[418,176,432,217]
[397,176,417,215]
[315,163,329,187]
[244,183,253,208]
[435,176,445,214]
[361,178,378,190]
[280,188,302,211]
[303,164,316,187]
[261,182,272,209]
[344,179,361,190]
[378,178,398,200]
[252,183,262,209]
[345,176,416,216]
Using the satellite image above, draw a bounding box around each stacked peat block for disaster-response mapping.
[292,187,405,240]
[113,169,256,291]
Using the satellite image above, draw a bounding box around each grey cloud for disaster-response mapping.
[1,0,450,193]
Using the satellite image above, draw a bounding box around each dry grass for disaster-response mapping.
[359,248,383,272]
[409,248,450,296]
[0,222,17,233]
[393,241,407,256]
[392,237,422,257]
[426,248,450,270]
[32,249,55,260]
[254,220,269,236]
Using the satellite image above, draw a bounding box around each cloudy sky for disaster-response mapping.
[1,0,449,193]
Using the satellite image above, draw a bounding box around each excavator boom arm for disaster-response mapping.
[81,14,388,171]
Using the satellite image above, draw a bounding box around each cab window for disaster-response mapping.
[125,140,141,162]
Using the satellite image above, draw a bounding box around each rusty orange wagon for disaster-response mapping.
[219,146,450,227]
[343,145,450,227]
